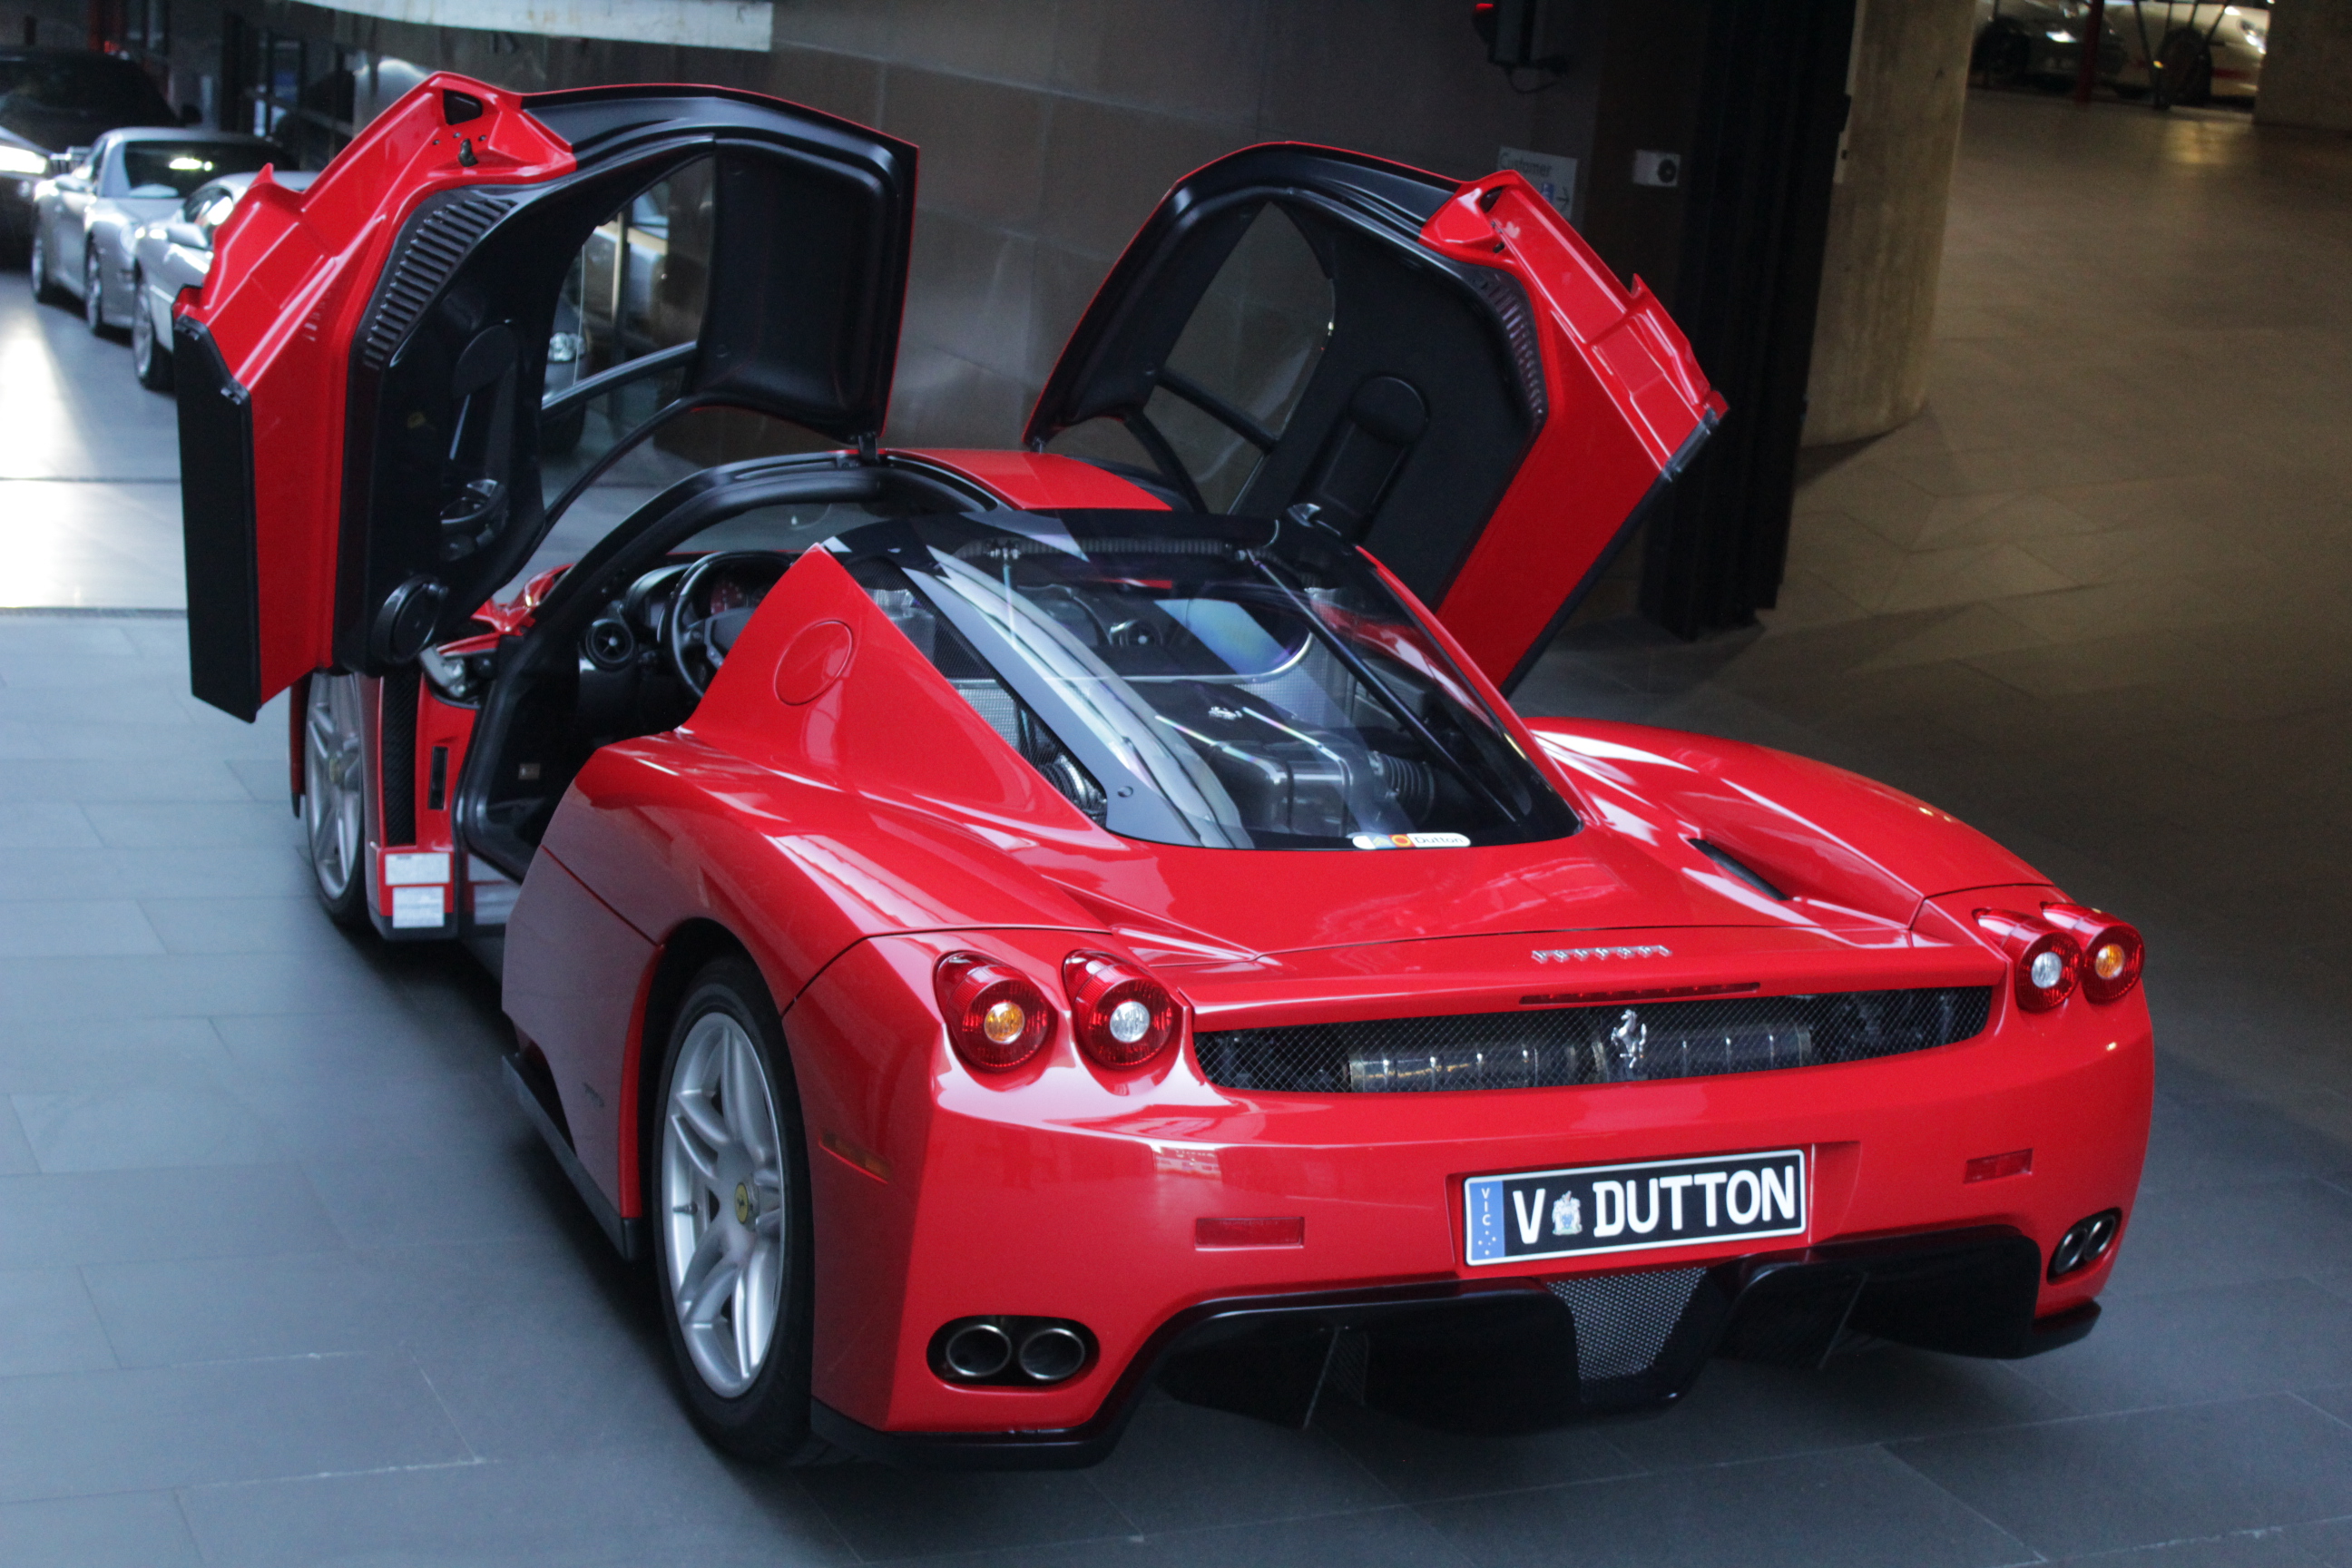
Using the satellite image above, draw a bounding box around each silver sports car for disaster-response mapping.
[122,169,315,390]
[28,126,278,337]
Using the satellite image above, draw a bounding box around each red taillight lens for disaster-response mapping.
[2039,903,2144,1004]
[1976,909,2082,1014]
[1062,951,1180,1069]
[934,952,1054,1071]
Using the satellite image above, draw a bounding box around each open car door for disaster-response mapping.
[1025,145,1722,691]
[176,74,914,720]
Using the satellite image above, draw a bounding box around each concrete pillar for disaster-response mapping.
[1801,0,1975,446]
[2257,1,2352,133]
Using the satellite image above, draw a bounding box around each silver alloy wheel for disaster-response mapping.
[302,673,364,901]
[84,250,104,330]
[662,1010,788,1397]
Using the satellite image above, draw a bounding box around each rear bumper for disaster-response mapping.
[810,1223,2097,1470]
[787,930,2152,1454]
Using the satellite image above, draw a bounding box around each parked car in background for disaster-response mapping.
[28,127,279,334]
[0,49,180,252]
[2107,1,2267,103]
[1972,0,2124,89]
[123,169,316,389]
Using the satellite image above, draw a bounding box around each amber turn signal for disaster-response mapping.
[1063,951,1181,1069]
[934,952,1054,1071]
[2039,903,2145,1004]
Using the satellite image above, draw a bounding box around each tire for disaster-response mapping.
[2158,31,2213,106]
[301,671,370,927]
[1975,24,2032,89]
[131,270,172,390]
[29,223,62,306]
[83,247,107,334]
[651,956,828,1464]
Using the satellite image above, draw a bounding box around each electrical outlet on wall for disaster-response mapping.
[1632,150,1682,188]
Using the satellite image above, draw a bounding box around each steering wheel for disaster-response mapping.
[665,551,785,701]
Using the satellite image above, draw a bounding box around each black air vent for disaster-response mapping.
[378,669,419,846]
[1195,987,1993,1095]
[359,192,517,370]
[1466,266,1547,429]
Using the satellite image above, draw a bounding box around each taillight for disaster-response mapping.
[933,952,1054,1071]
[1062,951,1180,1069]
[1975,910,2082,1014]
[2039,903,2144,1004]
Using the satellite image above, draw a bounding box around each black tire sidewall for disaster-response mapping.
[649,955,820,1462]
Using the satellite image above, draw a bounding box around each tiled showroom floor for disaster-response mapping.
[4,89,2352,1566]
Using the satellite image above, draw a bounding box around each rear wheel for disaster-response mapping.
[131,270,172,390]
[652,956,828,1464]
[1975,24,2032,88]
[302,671,369,927]
[83,249,107,334]
[2157,30,2214,106]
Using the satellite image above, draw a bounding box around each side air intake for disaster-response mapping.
[358,191,517,370]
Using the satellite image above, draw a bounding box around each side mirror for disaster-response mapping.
[163,220,207,250]
[179,104,202,125]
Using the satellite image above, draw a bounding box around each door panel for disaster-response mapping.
[1028,144,1720,691]
[178,74,915,721]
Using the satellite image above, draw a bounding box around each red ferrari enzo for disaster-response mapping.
[177,75,2151,1466]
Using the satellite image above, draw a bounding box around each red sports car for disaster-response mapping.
[177,74,2151,1466]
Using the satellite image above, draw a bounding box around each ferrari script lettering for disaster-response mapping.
[1531,945,1671,963]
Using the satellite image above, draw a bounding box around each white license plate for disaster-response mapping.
[1465,1148,1808,1266]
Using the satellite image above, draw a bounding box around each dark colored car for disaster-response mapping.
[0,49,179,251]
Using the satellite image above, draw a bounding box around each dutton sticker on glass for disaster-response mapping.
[1463,1149,1808,1266]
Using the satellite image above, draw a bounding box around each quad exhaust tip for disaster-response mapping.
[932,1316,1095,1387]
[2049,1209,2122,1281]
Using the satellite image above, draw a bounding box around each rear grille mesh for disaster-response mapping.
[1549,1267,1705,1382]
[1192,987,1993,1095]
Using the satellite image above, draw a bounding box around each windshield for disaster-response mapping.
[117,142,271,199]
[837,512,1576,850]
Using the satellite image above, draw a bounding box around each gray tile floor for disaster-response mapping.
[2,89,2350,1566]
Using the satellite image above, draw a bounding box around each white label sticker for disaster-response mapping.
[1349,832,1472,850]
[384,851,453,887]
[390,885,446,928]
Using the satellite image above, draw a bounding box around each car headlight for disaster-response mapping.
[0,145,47,177]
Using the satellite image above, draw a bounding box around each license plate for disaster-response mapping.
[1464,1148,1808,1266]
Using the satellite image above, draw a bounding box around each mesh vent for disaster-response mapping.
[1193,987,1993,1095]
[1548,1267,1705,1381]
[378,670,418,846]
[358,192,516,370]
[1467,266,1547,429]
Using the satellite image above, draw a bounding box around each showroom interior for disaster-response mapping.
[4,0,2352,1563]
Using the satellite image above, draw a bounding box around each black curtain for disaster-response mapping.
[1639,0,1855,639]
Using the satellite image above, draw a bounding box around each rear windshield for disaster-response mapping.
[0,56,172,120]
[117,142,271,198]
[835,511,1576,851]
